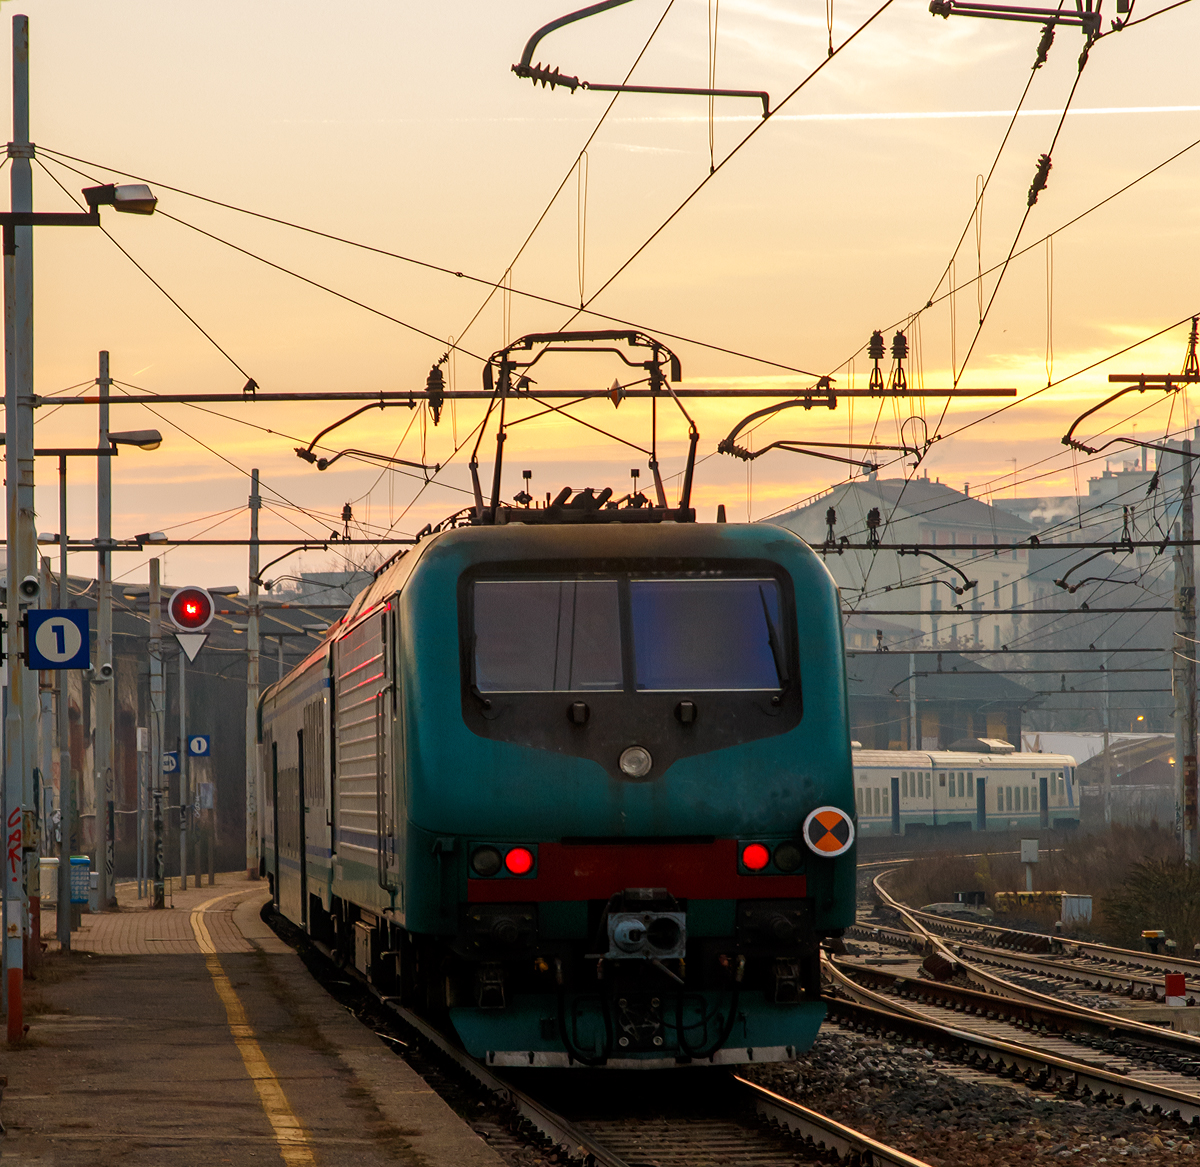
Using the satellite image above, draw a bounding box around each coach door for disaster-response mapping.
[976,773,987,831]
[890,776,900,834]
[1039,774,1049,828]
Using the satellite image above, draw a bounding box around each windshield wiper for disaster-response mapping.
[759,585,789,689]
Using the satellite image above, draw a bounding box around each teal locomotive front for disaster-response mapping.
[262,521,855,1068]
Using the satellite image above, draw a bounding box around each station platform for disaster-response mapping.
[2,875,504,1166]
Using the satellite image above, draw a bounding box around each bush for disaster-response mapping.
[1101,858,1200,953]
[878,824,1182,942]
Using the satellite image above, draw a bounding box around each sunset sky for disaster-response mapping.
[5,0,1198,589]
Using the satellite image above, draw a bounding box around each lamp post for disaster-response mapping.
[2,14,157,1039]
[95,414,163,911]
[32,428,162,940]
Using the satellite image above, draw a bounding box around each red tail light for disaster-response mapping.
[741,842,770,871]
[504,847,534,875]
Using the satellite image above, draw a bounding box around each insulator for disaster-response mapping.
[426,364,445,426]
[867,330,885,361]
[825,507,837,528]
[891,331,908,361]
[1033,23,1055,69]
[866,507,881,530]
[1027,153,1052,207]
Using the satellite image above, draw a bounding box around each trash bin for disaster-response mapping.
[70,856,90,906]
[39,856,59,905]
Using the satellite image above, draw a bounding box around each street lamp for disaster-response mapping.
[108,429,163,451]
[81,183,158,216]
[1131,714,1145,733]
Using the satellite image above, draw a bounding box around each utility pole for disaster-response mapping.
[56,456,73,948]
[1183,438,1198,862]
[5,12,35,1043]
[179,648,188,891]
[246,469,261,879]
[908,653,917,750]
[1111,337,1200,859]
[1103,638,1112,826]
[149,560,165,908]
[95,350,115,908]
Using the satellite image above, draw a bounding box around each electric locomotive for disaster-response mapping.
[261,510,856,1067]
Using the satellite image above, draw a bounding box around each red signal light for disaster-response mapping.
[741,842,770,871]
[504,847,534,875]
[168,586,214,632]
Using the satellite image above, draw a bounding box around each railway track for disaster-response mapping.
[865,877,1200,999]
[827,873,1200,1124]
[269,907,931,1167]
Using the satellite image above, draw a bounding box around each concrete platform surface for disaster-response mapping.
[2,874,504,1167]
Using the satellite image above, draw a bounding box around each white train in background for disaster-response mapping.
[851,750,1078,837]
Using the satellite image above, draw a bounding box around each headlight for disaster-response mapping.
[470,846,502,876]
[619,745,653,778]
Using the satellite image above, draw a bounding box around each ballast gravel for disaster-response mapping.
[749,1029,1199,1166]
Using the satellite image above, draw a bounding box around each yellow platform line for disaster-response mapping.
[191,892,316,1167]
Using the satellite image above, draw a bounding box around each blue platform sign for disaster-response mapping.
[26,609,90,670]
[163,751,179,774]
[187,735,211,757]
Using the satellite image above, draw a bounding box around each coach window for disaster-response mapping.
[882,788,890,815]
[1006,787,1013,811]
[1022,787,1029,811]
[967,772,975,797]
[902,772,908,797]
[996,786,1003,812]
[939,772,946,787]
[1032,787,1038,810]
[873,788,881,816]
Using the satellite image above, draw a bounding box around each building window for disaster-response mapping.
[993,624,1000,649]
[1011,582,1018,607]
[993,580,1000,608]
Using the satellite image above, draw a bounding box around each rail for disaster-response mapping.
[297,928,932,1167]
[868,871,1200,1054]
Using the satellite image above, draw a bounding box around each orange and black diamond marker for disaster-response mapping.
[803,806,854,857]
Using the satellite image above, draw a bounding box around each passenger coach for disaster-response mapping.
[851,749,1078,836]
[261,519,856,1067]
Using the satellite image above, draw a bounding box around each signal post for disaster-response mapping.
[167,585,214,890]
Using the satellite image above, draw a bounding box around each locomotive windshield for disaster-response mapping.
[472,575,785,693]
[473,579,623,692]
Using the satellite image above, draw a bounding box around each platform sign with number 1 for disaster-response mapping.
[26,610,90,670]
